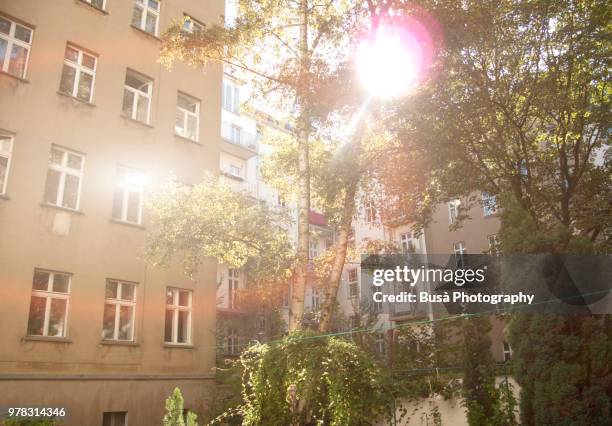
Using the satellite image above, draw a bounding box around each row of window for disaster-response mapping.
[27,269,194,345]
[1,8,203,142]
[0,137,146,225]
[448,192,498,224]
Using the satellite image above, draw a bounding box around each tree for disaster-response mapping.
[145,176,294,286]
[163,387,197,426]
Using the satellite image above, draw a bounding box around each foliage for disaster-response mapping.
[163,387,197,426]
[210,332,389,425]
[145,176,294,285]
[2,420,60,426]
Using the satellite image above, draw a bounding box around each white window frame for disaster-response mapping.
[82,0,107,10]
[228,163,242,178]
[175,92,200,141]
[0,134,13,195]
[165,287,192,345]
[453,241,467,268]
[311,288,320,311]
[44,146,85,210]
[488,234,500,255]
[183,14,204,33]
[348,268,359,298]
[60,44,97,103]
[482,192,498,216]
[448,199,460,224]
[102,280,137,342]
[399,232,417,253]
[375,332,386,355]
[222,80,240,113]
[123,70,152,124]
[309,239,319,259]
[226,328,239,355]
[503,341,513,362]
[365,202,377,223]
[27,270,71,338]
[228,269,239,309]
[0,16,33,78]
[112,166,145,224]
[132,0,160,36]
[350,315,360,330]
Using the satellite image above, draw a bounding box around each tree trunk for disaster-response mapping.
[318,180,358,333]
[289,0,311,331]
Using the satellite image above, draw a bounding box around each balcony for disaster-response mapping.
[220,173,260,198]
[221,122,258,159]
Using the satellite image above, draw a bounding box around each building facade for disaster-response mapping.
[0,1,224,424]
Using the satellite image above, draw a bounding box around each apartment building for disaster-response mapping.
[0,1,224,424]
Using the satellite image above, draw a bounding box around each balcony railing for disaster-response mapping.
[221,122,258,152]
[220,174,259,198]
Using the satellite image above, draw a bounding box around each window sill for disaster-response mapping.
[100,340,140,347]
[76,0,109,15]
[220,171,244,181]
[110,218,145,229]
[23,336,72,343]
[40,202,84,215]
[130,25,161,41]
[163,343,195,349]
[56,91,96,107]
[121,114,154,129]
[0,70,30,84]
[174,133,201,145]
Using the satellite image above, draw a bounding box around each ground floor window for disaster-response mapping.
[102,411,127,426]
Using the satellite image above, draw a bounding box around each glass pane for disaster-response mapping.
[8,44,28,78]
[64,46,78,62]
[149,0,160,10]
[166,289,174,305]
[59,65,76,95]
[126,191,140,223]
[131,5,144,28]
[175,111,185,135]
[0,39,7,71]
[145,13,157,34]
[105,280,118,299]
[67,153,82,170]
[50,148,64,165]
[178,290,190,306]
[91,0,105,9]
[164,309,173,342]
[177,95,192,110]
[82,54,96,70]
[48,298,67,337]
[0,157,7,191]
[52,273,70,293]
[177,311,189,343]
[33,270,50,291]
[118,305,133,340]
[0,136,11,154]
[43,169,61,205]
[77,72,93,102]
[0,17,10,34]
[101,303,115,340]
[27,296,46,336]
[187,115,197,139]
[122,89,134,117]
[62,174,80,209]
[14,25,32,43]
[125,73,147,91]
[135,94,149,122]
[121,283,135,301]
[112,187,124,219]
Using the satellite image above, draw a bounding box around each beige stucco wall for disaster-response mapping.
[0,0,224,423]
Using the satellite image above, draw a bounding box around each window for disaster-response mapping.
[82,0,106,10]
[399,232,416,253]
[230,124,242,144]
[226,328,239,355]
[309,240,319,259]
[371,287,382,313]
[453,242,467,268]
[43,146,85,210]
[27,270,71,337]
[311,288,320,310]
[448,199,460,224]
[0,16,33,78]
[282,285,289,308]
[0,134,13,195]
[122,70,152,124]
[112,166,145,224]
[350,315,360,330]
[488,234,500,255]
[482,192,498,216]
[227,269,239,309]
[175,92,200,141]
[102,411,127,426]
[375,332,386,355]
[102,280,136,341]
[59,44,97,102]
[183,14,203,33]
[164,288,192,345]
[131,0,160,35]
[365,202,377,223]
[228,163,242,178]
[503,341,512,362]
[348,269,359,298]
[222,80,240,113]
